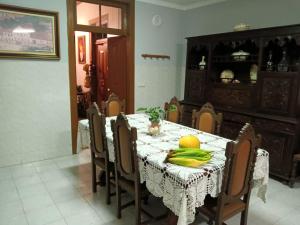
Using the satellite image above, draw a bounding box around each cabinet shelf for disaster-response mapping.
[212,55,258,64]
[187,69,207,73]
[211,82,256,88]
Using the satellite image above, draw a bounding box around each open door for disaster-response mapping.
[95,39,108,107]
[95,36,127,106]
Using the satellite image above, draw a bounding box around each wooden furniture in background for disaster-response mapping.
[77,90,91,118]
[164,96,183,124]
[87,103,114,204]
[198,123,260,225]
[101,92,126,117]
[290,154,300,187]
[181,24,300,184]
[191,102,222,135]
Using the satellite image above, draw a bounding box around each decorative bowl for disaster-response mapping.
[220,69,234,84]
[232,50,250,61]
[233,23,251,31]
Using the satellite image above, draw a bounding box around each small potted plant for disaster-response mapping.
[138,105,176,136]
[137,106,164,135]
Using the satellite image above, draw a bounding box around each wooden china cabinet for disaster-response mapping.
[181,24,300,185]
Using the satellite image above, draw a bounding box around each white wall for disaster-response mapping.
[135,2,185,109]
[183,0,300,37]
[0,0,71,166]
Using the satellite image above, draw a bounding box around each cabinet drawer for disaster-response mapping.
[222,112,252,124]
[253,118,296,133]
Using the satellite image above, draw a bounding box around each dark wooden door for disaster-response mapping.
[107,36,127,101]
[95,39,108,106]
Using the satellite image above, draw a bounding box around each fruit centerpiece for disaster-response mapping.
[165,135,212,168]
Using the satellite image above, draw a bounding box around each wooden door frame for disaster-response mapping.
[66,0,135,154]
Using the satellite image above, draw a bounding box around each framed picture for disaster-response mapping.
[77,35,86,64]
[0,4,60,59]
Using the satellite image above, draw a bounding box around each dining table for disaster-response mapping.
[78,113,269,225]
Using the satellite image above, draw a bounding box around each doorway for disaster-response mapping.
[95,36,127,106]
[67,0,135,153]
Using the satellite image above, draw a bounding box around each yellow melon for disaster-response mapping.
[179,135,200,148]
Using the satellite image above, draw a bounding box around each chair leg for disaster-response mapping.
[106,169,111,205]
[135,190,141,225]
[240,208,249,225]
[116,184,121,219]
[91,161,97,193]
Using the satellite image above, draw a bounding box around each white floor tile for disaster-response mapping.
[0,200,24,221]
[57,197,95,218]
[10,166,36,179]
[46,219,67,225]
[64,210,104,225]
[0,167,12,181]
[0,189,20,205]
[49,187,82,204]
[273,206,300,225]
[38,170,68,183]
[43,178,75,192]
[14,174,42,188]
[0,179,16,192]
[21,193,54,212]
[18,183,48,199]
[25,205,62,225]
[0,213,28,225]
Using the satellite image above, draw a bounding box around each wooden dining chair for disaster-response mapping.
[164,96,183,124]
[101,92,126,117]
[111,113,154,225]
[87,102,115,204]
[192,102,223,135]
[198,123,261,225]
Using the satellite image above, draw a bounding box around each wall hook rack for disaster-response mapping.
[141,54,170,60]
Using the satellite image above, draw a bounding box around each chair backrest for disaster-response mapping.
[87,102,108,158]
[192,102,222,134]
[164,96,183,124]
[101,92,126,117]
[111,113,139,182]
[219,123,260,205]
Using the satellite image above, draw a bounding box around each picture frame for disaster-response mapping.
[77,35,86,64]
[0,4,60,59]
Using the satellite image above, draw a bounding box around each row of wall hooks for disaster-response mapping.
[141,54,170,60]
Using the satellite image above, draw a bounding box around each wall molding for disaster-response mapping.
[137,0,227,11]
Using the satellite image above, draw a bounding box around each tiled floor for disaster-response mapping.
[0,149,299,225]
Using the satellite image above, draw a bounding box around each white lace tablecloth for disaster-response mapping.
[79,114,269,225]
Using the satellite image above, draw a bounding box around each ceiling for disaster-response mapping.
[137,0,227,10]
